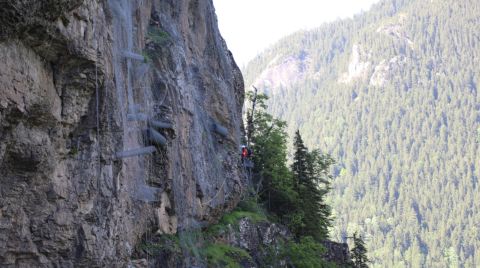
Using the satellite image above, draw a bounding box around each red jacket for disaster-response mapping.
[242,148,248,158]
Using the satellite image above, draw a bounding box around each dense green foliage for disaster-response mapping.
[282,236,331,268]
[147,26,170,45]
[243,0,480,266]
[247,92,334,241]
[247,91,297,225]
[205,198,268,236]
[291,131,334,240]
[140,182,339,267]
[205,197,336,268]
[139,234,181,256]
[246,91,295,220]
[245,92,341,266]
[203,243,253,268]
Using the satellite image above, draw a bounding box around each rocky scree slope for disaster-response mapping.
[0,0,245,266]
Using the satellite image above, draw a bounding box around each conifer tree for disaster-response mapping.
[292,130,309,191]
[307,149,334,239]
[291,131,332,240]
[351,232,369,268]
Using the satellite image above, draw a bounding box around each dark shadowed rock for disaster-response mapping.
[322,240,351,266]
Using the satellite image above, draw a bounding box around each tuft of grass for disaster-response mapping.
[203,243,253,268]
[205,197,267,236]
[140,234,181,256]
[178,230,204,258]
[237,197,265,215]
[147,26,170,45]
[281,236,333,268]
[143,26,170,62]
[221,210,266,225]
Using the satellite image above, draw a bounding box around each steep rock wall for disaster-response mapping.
[0,0,245,266]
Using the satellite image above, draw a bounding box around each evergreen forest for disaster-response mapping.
[243,0,480,266]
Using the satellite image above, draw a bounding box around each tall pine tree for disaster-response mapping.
[307,149,334,239]
[291,131,332,240]
[351,232,369,268]
[292,130,309,191]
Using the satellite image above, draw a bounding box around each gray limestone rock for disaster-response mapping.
[0,0,245,266]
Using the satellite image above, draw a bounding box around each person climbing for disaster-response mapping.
[241,145,254,170]
[241,145,248,158]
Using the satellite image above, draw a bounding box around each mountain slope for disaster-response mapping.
[243,0,480,266]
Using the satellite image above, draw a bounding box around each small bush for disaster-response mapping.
[203,243,253,268]
[205,198,267,236]
[140,234,181,256]
[147,26,170,45]
[178,230,204,259]
[282,236,332,268]
[221,210,267,225]
[237,196,265,214]
[141,51,152,63]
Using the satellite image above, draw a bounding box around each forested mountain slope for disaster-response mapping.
[243,0,480,266]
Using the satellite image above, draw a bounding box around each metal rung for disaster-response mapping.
[150,120,173,129]
[123,51,144,61]
[147,128,167,146]
[115,146,156,159]
[127,113,149,121]
[213,123,228,137]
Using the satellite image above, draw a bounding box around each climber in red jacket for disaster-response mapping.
[241,145,253,159]
[241,146,248,158]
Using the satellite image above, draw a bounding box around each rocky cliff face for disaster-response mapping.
[0,0,245,266]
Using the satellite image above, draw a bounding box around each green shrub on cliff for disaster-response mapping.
[203,243,253,268]
[206,198,267,236]
[282,236,332,268]
[147,26,170,45]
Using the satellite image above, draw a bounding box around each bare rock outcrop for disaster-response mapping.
[0,0,245,266]
[338,44,372,84]
[223,218,292,267]
[216,217,350,267]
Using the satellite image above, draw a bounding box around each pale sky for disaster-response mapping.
[213,0,381,67]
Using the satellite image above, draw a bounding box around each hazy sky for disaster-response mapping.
[213,0,381,67]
